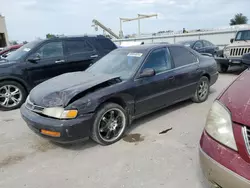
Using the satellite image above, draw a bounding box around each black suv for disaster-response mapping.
[0,35,117,110]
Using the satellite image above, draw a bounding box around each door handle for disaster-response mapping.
[90,55,98,58]
[168,76,175,80]
[55,60,65,63]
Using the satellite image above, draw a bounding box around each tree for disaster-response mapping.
[230,13,248,26]
[46,33,56,39]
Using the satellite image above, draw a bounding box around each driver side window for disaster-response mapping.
[35,42,63,59]
[203,40,214,47]
[141,48,172,74]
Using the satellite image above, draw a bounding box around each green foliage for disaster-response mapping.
[46,33,56,39]
[230,13,248,25]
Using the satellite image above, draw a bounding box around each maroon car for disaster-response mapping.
[0,44,23,58]
[199,53,250,188]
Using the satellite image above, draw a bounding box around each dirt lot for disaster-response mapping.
[0,70,242,188]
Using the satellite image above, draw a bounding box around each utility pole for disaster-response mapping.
[92,19,120,39]
[119,13,157,38]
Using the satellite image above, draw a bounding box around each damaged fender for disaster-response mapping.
[29,71,121,108]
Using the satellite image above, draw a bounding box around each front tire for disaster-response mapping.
[90,103,128,145]
[0,81,27,111]
[192,76,210,103]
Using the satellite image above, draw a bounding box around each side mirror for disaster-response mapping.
[230,38,234,43]
[242,53,250,66]
[28,54,41,63]
[194,46,201,50]
[138,68,155,78]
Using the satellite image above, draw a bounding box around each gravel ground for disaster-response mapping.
[0,69,243,188]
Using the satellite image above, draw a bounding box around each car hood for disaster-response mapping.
[226,41,250,48]
[29,71,120,108]
[219,69,250,126]
[0,59,17,66]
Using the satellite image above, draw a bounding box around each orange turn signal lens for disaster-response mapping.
[63,110,78,119]
[41,129,61,137]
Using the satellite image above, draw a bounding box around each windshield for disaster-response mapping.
[178,41,195,47]
[235,30,250,41]
[86,49,145,80]
[6,40,42,61]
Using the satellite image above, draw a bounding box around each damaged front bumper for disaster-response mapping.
[20,104,94,143]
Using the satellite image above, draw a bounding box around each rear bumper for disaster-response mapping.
[20,104,94,143]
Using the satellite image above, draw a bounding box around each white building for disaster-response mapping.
[0,15,9,47]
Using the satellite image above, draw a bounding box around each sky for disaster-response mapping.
[0,0,250,42]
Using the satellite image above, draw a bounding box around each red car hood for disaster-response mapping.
[219,69,250,127]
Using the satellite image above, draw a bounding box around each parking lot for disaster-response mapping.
[0,70,242,188]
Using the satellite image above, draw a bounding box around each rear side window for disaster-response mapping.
[65,40,94,55]
[203,40,214,47]
[169,46,198,68]
[96,38,116,50]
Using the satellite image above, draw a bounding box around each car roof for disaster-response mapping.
[117,43,184,51]
[236,29,250,32]
[11,44,23,48]
[178,40,200,43]
[45,35,107,41]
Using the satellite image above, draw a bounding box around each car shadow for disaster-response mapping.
[52,138,97,151]
[221,66,246,75]
[55,101,194,150]
[127,86,217,134]
[127,99,193,134]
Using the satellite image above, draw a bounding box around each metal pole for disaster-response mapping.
[138,19,140,37]
[119,18,123,38]
[120,14,157,38]
[120,19,122,32]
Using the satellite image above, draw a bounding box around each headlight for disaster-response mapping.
[42,107,78,119]
[223,48,230,57]
[205,101,237,151]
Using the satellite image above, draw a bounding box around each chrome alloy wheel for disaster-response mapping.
[98,108,126,142]
[198,81,209,101]
[0,85,22,108]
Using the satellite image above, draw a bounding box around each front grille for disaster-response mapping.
[242,126,250,155]
[26,99,45,113]
[230,47,250,57]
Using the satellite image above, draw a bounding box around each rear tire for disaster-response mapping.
[0,81,27,111]
[90,103,128,145]
[192,76,210,103]
[218,63,229,73]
